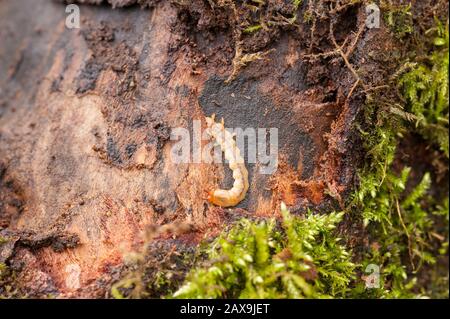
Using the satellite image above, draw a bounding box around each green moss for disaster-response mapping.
[398,19,449,157]
[243,25,262,33]
[382,2,413,38]
[433,198,449,256]
[0,263,18,299]
[110,242,198,299]
[292,0,302,9]
[172,206,356,299]
[0,263,7,278]
[355,161,447,297]
[351,18,449,298]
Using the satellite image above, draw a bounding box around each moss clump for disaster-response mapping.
[351,16,449,298]
[0,263,7,278]
[355,161,448,298]
[382,1,413,38]
[0,263,18,299]
[398,19,449,157]
[110,242,198,299]
[172,205,356,299]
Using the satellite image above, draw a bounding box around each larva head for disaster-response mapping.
[207,190,227,207]
[207,189,239,207]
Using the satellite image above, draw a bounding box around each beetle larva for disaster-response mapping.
[205,114,249,207]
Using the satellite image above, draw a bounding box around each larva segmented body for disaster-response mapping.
[205,114,249,207]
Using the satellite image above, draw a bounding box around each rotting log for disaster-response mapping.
[0,0,398,297]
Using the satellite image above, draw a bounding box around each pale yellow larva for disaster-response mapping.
[205,114,249,207]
